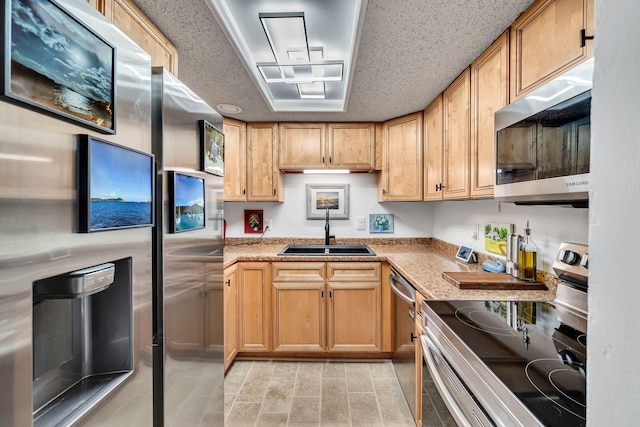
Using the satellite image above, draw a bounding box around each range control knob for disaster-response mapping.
[580,254,589,269]
[560,250,581,265]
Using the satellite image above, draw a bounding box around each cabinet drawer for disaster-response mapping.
[272,262,326,282]
[327,262,381,282]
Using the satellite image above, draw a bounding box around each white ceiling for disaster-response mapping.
[130,0,535,122]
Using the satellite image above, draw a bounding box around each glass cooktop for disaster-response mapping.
[426,300,586,427]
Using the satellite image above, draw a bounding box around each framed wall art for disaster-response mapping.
[369,213,394,233]
[200,119,224,176]
[484,222,514,256]
[78,135,154,232]
[1,0,116,134]
[168,171,205,233]
[244,209,263,234]
[306,184,349,220]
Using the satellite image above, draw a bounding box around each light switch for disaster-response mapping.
[356,217,365,230]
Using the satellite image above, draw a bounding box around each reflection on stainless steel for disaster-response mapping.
[0,1,155,425]
[152,68,224,426]
[389,268,417,419]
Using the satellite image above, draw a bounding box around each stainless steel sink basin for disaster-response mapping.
[277,244,376,256]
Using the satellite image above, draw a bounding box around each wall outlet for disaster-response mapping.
[471,223,479,240]
[356,216,366,230]
[264,218,272,232]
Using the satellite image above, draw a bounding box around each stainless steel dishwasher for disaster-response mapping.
[389,267,417,419]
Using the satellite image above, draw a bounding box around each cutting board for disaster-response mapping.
[442,272,548,290]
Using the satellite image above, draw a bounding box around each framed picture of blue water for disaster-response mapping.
[78,135,154,232]
[168,171,205,233]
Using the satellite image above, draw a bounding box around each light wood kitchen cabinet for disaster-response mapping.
[378,112,423,201]
[279,123,326,170]
[278,122,376,171]
[327,123,376,170]
[272,262,326,352]
[246,123,284,202]
[442,68,471,200]
[423,95,444,200]
[223,265,238,371]
[326,262,382,352]
[470,31,509,198]
[237,262,271,352]
[269,262,382,353]
[88,0,179,75]
[510,0,594,100]
[223,118,247,201]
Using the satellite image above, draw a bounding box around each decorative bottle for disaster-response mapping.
[518,221,538,282]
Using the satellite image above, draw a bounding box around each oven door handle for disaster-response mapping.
[389,269,416,306]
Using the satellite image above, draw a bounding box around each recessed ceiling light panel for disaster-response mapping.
[206,0,367,112]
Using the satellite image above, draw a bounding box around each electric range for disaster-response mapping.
[421,243,588,426]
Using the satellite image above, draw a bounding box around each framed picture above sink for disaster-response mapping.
[306,184,349,220]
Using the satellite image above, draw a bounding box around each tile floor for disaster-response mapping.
[224,360,415,427]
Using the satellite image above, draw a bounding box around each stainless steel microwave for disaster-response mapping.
[494,58,593,207]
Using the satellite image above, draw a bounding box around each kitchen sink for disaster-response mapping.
[277,244,376,256]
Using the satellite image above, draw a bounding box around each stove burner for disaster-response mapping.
[455,306,538,337]
[525,358,586,421]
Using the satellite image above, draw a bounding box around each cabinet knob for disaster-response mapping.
[242,188,246,195]
[322,156,325,164]
[225,279,231,287]
[382,189,387,195]
[273,188,276,196]
[580,29,594,47]
[410,332,418,342]
[329,156,332,164]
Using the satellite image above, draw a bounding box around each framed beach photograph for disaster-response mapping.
[306,184,349,220]
[1,0,116,134]
[369,213,394,233]
[78,135,154,232]
[168,171,206,233]
[200,120,224,176]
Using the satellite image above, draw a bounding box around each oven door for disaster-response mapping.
[420,334,494,427]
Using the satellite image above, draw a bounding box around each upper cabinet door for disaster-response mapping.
[510,0,594,100]
[470,31,509,198]
[443,68,471,200]
[327,123,376,170]
[223,118,247,201]
[423,95,444,201]
[90,0,179,75]
[247,123,283,202]
[279,123,327,170]
[379,112,423,201]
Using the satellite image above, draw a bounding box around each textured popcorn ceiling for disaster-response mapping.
[130,0,534,122]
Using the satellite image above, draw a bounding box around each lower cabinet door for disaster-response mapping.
[272,282,326,352]
[327,282,382,352]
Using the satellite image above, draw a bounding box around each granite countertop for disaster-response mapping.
[223,239,558,301]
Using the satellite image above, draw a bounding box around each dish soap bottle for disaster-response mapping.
[518,221,537,282]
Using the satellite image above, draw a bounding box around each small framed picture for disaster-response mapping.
[200,120,224,176]
[369,214,394,233]
[244,209,263,234]
[168,171,205,233]
[306,184,350,220]
[484,222,514,256]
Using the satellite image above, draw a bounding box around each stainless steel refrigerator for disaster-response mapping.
[150,67,224,427]
[0,0,223,425]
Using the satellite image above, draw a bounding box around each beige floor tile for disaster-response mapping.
[225,401,261,427]
[346,364,374,393]
[272,361,299,378]
[224,392,237,416]
[368,361,396,378]
[297,361,323,379]
[349,392,384,426]
[320,378,350,424]
[236,374,271,403]
[289,396,321,423]
[373,378,414,426]
[322,361,346,378]
[256,412,289,426]
[295,374,322,397]
[262,377,296,413]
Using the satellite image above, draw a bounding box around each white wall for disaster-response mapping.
[432,200,588,272]
[589,1,640,425]
[224,173,434,238]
